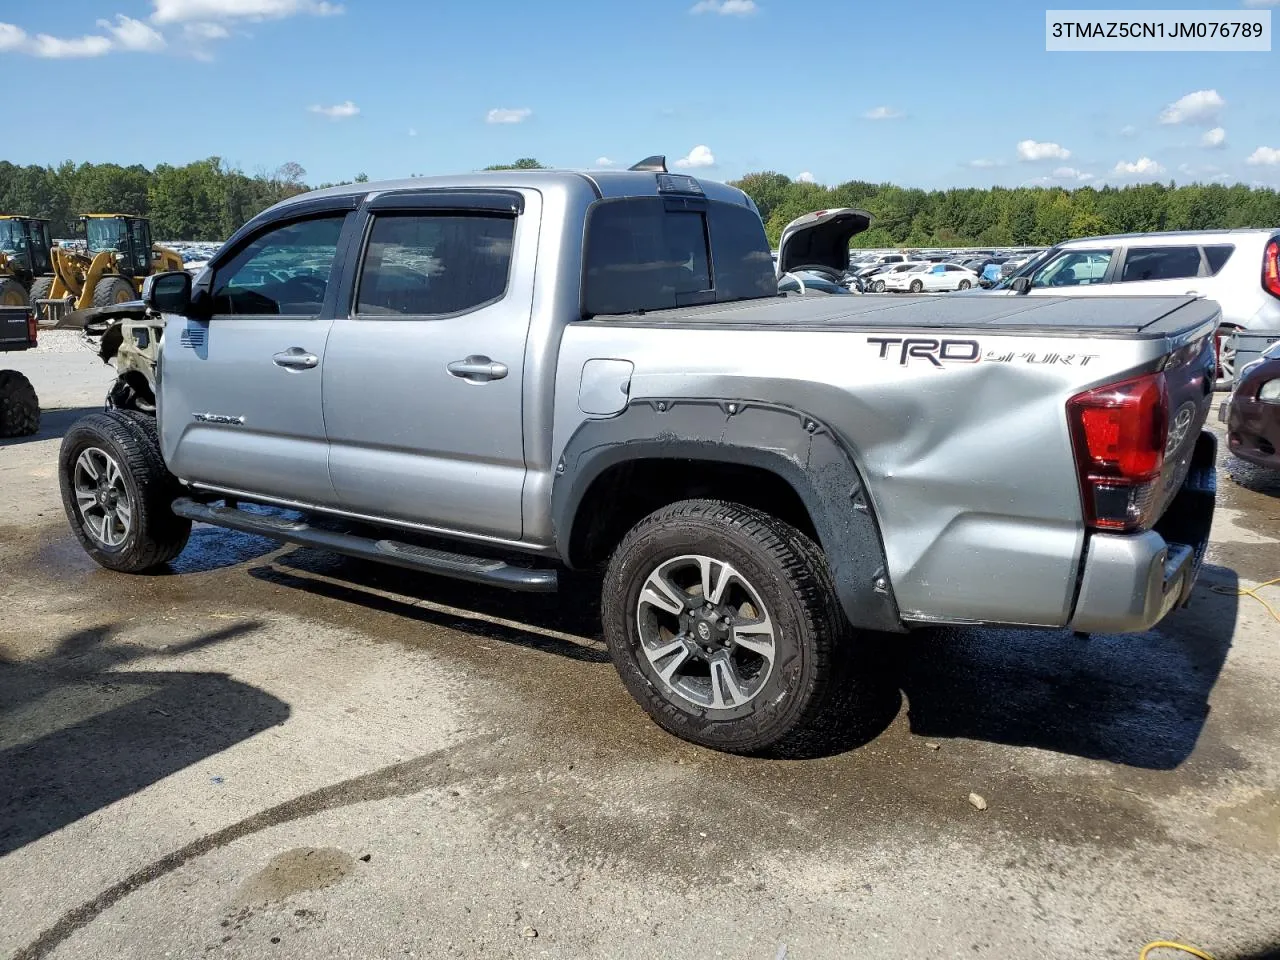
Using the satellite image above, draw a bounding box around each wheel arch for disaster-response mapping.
[551,398,904,633]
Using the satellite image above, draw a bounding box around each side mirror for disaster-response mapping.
[1010,276,1032,295]
[143,270,192,315]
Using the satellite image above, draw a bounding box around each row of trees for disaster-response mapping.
[2,156,1277,246]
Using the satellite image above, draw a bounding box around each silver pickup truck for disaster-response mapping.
[56,162,1219,755]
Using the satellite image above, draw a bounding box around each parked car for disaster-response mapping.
[775,207,873,295]
[865,261,925,292]
[58,162,1218,755]
[884,261,981,293]
[985,229,1280,389]
[1221,339,1280,470]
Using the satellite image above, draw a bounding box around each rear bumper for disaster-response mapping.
[1068,431,1217,634]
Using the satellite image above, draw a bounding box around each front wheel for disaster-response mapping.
[872,280,886,293]
[91,276,137,308]
[59,410,191,572]
[602,500,850,755]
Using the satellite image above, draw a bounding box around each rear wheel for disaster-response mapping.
[958,279,971,290]
[909,279,923,293]
[27,276,55,326]
[0,369,39,437]
[59,410,191,572]
[602,499,852,755]
[91,277,136,308]
[0,277,28,306]
[1214,324,1240,392]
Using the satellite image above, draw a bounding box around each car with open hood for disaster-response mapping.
[775,207,873,295]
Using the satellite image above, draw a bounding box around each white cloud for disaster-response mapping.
[0,23,28,50]
[1246,146,1280,166]
[308,100,359,120]
[183,21,230,39]
[1119,124,1138,137]
[1158,89,1225,125]
[1201,126,1226,149]
[29,32,114,58]
[674,145,716,169]
[486,107,531,124]
[689,0,757,14]
[1052,166,1093,181]
[1017,139,1071,162]
[97,15,166,51]
[863,105,903,121]
[796,171,816,183]
[151,0,343,23]
[595,156,616,167]
[967,158,1004,169]
[1113,156,1165,177]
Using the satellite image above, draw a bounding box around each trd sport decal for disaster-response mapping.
[867,337,1101,368]
[867,337,980,367]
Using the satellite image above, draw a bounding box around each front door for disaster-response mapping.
[159,212,350,506]
[322,189,539,541]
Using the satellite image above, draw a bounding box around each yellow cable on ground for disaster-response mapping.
[1210,576,1280,626]
[1140,941,1217,960]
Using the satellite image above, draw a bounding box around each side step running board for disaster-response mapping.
[170,498,558,593]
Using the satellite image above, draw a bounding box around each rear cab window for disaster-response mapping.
[582,196,774,316]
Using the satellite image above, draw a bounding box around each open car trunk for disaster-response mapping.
[776,208,873,276]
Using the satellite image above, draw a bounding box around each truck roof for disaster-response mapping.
[592,293,1222,340]
[275,168,755,210]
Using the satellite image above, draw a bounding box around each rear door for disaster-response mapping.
[159,205,355,506]
[1113,244,1207,296]
[322,189,538,540]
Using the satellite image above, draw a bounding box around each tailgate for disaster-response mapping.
[0,306,33,352]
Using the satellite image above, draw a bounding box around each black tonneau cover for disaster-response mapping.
[592,294,1221,340]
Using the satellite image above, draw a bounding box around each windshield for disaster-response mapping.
[0,221,24,254]
[86,218,129,255]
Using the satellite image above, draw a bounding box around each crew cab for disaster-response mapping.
[57,160,1219,755]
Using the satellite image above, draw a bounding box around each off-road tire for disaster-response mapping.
[602,499,850,755]
[59,410,190,573]
[91,277,136,308]
[909,279,924,293]
[27,275,53,307]
[0,369,40,437]
[0,277,28,306]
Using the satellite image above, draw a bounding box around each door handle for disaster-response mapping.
[447,355,508,382]
[272,348,319,370]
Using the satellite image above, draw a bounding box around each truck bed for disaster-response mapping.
[592,294,1220,340]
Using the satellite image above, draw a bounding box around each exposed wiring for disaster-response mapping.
[1140,941,1217,960]
[1211,576,1280,626]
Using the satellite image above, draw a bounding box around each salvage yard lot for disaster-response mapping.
[2,333,1279,960]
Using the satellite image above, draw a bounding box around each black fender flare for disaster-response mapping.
[551,398,904,634]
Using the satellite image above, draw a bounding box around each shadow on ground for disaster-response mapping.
[0,406,99,449]
[240,542,1238,768]
[892,564,1239,769]
[0,620,289,856]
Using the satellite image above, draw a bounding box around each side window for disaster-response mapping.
[1120,246,1202,283]
[128,219,150,274]
[1203,244,1234,275]
[356,213,515,317]
[1032,249,1114,287]
[583,198,711,316]
[211,215,346,316]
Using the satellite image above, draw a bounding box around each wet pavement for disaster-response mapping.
[1,334,1279,960]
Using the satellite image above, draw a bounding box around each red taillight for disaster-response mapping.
[1264,239,1280,300]
[1067,371,1169,532]
[26,309,37,348]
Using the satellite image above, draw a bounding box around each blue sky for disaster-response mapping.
[2,0,1278,188]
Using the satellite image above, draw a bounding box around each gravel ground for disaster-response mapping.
[1,335,1278,960]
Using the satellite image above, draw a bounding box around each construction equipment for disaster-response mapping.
[0,216,54,308]
[39,214,184,326]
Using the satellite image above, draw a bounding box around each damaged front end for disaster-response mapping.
[58,300,164,413]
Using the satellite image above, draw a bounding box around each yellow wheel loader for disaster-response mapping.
[0,216,55,308]
[38,214,184,326]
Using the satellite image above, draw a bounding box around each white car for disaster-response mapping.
[864,261,927,292]
[883,261,982,293]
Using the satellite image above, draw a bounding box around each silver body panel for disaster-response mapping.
[153,169,1219,632]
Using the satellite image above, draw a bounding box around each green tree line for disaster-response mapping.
[3,156,1277,246]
